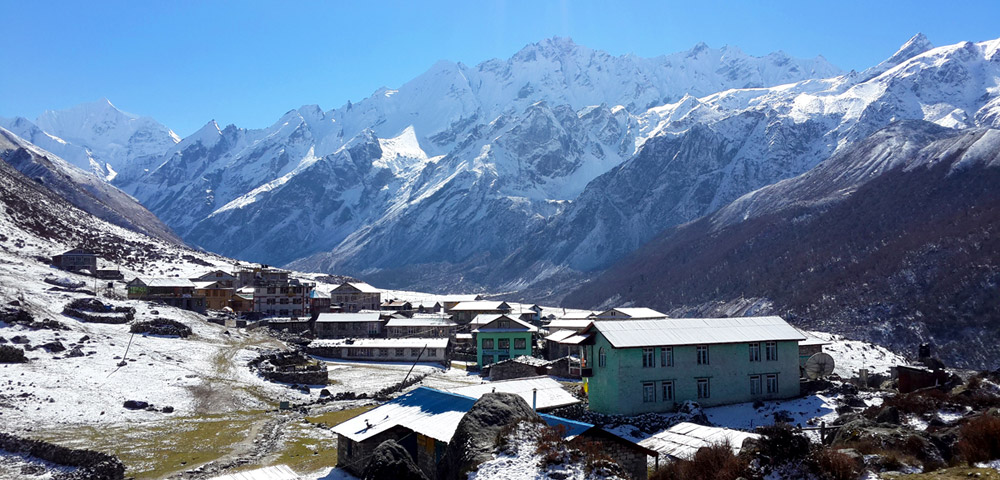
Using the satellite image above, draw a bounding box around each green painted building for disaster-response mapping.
[579,316,805,414]
[473,314,538,368]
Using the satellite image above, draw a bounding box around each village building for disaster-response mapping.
[192,269,237,288]
[264,317,313,334]
[126,277,206,314]
[192,281,233,310]
[234,264,289,288]
[309,290,332,317]
[416,301,442,314]
[332,387,655,479]
[580,316,806,414]
[593,307,667,320]
[446,376,581,411]
[229,288,254,313]
[385,314,458,338]
[473,314,537,368]
[798,332,831,368]
[313,312,385,339]
[307,338,450,364]
[440,294,483,312]
[543,318,595,360]
[330,282,381,312]
[450,301,512,326]
[380,299,413,313]
[51,248,98,273]
[247,266,313,318]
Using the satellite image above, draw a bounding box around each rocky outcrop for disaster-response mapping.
[0,344,27,363]
[437,392,541,480]
[361,439,429,480]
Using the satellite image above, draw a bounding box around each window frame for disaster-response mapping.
[750,374,762,395]
[749,342,761,362]
[642,382,656,403]
[498,338,510,350]
[766,374,778,394]
[696,345,710,365]
[766,341,778,361]
[697,378,711,399]
[483,338,495,350]
[598,347,606,368]
[662,380,674,402]
[661,347,673,367]
[514,338,526,350]
[642,347,655,368]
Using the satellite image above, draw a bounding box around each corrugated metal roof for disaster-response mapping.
[798,330,832,346]
[309,338,450,350]
[385,317,457,328]
[590,316,805,348]
[596,307,667,319]
[134,277,196,288]
[315,312,382,323]
[442,294,482,302]
[447,376,580,410]
[556,311,599,320]
[638,422,760,460]
[545,319,594,331]
[205,465,301,480]
[332,387,591,443]
[544,330,577,342]
[449,301,509,311]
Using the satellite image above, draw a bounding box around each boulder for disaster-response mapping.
[11,336,29,345]
[875,406,901,425]
[0,345,27,363]
[437,392,541,480]
[122,400,149,410]
[361,439,428,480]
[39,341,66,353]
[66,346,85,358]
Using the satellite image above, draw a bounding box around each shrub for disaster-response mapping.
[880,389,948,416]
[812,448,861,480]
[957,414,1000,465]
[757,423,811,464]
[651,442,751,480]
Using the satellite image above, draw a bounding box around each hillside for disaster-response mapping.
[563,121,1000,369]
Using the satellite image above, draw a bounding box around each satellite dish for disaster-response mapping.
[804,352,836,379]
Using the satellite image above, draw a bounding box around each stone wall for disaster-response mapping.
[487,361,547,381]
[572,432,650,480]
[248,351,329,385]
[337,427,412,477]
[0,432,125,480]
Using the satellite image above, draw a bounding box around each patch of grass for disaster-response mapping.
[307,404,376,427]
[34,411,268,479]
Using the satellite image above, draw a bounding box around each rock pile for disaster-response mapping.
[62,299,134,324]
[0,432,125,480]
[129,318,192,337]
[438,392,540,480]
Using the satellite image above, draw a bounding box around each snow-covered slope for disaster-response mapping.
[1,98,180,180]
[0,127,183,244]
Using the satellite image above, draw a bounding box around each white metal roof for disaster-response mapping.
[315,312,382,323]
[332,281,380,293]
[441,294,482,302]
[596,307,667,319]
[470,313,507,327]
[589,316,805,348]
[544,330,577,342]
[446,376,580,410]
[545,319,594,331]
[385,317,457,328]
[309,338,450,350]
[638,422,760,460]
[798,330,832,347]
[206,465,301,480]
[449,301,509,311]
[133,277,196,288]
[555,311,599,320]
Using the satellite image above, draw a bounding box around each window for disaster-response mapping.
[662,381,674,402]
[379,348,388,357]
[483,338,495,349]
[498,339,510,350]
[498,320,509,328]
[643,382,656,403]
[411,348,420,356]
[396,348,405,356]
[750,375,762,395]
[482,354,494,365]
[642,348,655,368]
[280,298,289,304]
[749,343,761,362]
[267,287,276,294]
[766,342,777,361]
[661,347,673,367]
[766,374,778,394]
[514,338,526,350]
[697,378,711,399]
[266,298,276,305]
[427,349,436,356]
[598,347,606,368]
[697,345,709,365]
[498,354,509,361]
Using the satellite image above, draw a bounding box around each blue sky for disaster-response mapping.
[2,0,998,136]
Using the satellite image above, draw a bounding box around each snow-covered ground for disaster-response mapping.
[806,330,908,377]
